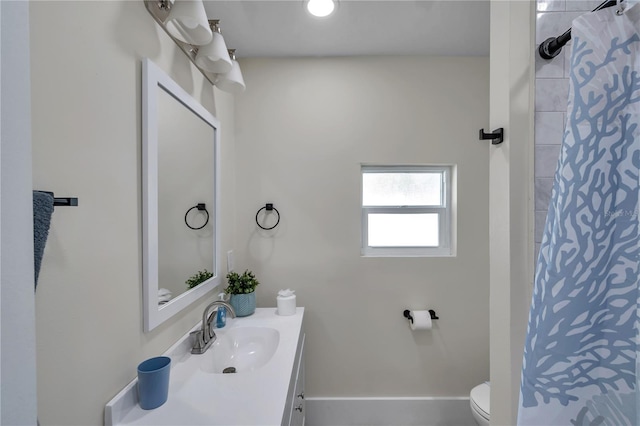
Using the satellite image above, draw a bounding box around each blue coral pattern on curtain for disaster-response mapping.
[519,5,640,426]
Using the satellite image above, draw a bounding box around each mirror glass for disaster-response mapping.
[157,88,215,297]
[142,58,221,332]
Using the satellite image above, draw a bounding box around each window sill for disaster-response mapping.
[360,252,456,258]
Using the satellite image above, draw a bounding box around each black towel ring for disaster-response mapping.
[185,203,209,230]
[255,203,280,230]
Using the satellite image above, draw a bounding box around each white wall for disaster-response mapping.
[1,1,38,424]
[29,2,236,424]
[489,1,534,424]
[234,57,490,398]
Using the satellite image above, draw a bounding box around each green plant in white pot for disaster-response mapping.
[224,270,259,317]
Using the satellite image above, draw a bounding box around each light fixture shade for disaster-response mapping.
[215,55,245,94]
[195,32,233,73]
[164,0,213,46]
[307,0,335,17]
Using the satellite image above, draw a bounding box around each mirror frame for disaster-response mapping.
[142,58,221,332]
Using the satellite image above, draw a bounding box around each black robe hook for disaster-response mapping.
[479,128,504,145]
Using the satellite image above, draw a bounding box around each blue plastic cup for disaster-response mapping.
[137,356,171,410]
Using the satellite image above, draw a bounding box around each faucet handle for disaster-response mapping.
[190,330,206,354]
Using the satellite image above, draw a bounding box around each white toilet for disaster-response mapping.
[469,382,490,426]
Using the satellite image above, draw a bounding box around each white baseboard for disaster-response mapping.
[305,397,476,426]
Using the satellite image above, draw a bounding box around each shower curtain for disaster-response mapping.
[519,4,640,426]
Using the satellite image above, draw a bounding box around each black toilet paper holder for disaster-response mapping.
[403,309,439,324]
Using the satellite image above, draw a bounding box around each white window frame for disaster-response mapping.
[361,165,454,257]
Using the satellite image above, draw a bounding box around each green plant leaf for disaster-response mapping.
[185,269,213,289]
[224,269,260,294]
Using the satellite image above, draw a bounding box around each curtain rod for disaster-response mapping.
[539,0,618,59]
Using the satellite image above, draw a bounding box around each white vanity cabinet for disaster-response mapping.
[283,332,305,426]
[106,308,305,426]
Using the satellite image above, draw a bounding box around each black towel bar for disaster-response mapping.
[53,197,78,207]
[38,191,78,207]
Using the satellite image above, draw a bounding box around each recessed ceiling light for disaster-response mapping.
[306,0,335,17]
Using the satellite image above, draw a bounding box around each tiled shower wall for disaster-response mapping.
[534,0,602,255]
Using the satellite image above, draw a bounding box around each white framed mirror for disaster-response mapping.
[142,58,221,332]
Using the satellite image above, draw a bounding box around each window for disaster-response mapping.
[361,165,454,256]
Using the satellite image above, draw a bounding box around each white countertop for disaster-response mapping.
[106,308,305,426]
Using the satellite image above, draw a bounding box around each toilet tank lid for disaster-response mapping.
[470,382,490,415]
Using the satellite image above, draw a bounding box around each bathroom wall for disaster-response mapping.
[234,57,490,399]
[534,0,602,254]
[488,1,535,423]
[1,2,39,424]
[29,2,236,424]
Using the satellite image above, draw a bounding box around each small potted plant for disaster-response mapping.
[224,269,259,317]
[185,269,213,289]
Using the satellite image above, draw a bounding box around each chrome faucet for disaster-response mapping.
[190,300,236,354]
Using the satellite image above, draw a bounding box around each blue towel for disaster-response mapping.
[33,191,54,289]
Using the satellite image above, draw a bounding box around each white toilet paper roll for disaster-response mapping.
[409,310,432,331]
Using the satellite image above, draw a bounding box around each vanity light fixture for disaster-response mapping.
[306,0,336,17]
[214,49,246,94]
[144,0,246,92]
[195,20,233,74]
[164,0,213,46]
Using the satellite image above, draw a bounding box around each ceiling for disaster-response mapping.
[202,1,490,58]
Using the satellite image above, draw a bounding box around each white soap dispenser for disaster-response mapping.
[216,292,227,328]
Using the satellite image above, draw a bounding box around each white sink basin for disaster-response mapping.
[200,326,280,374]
